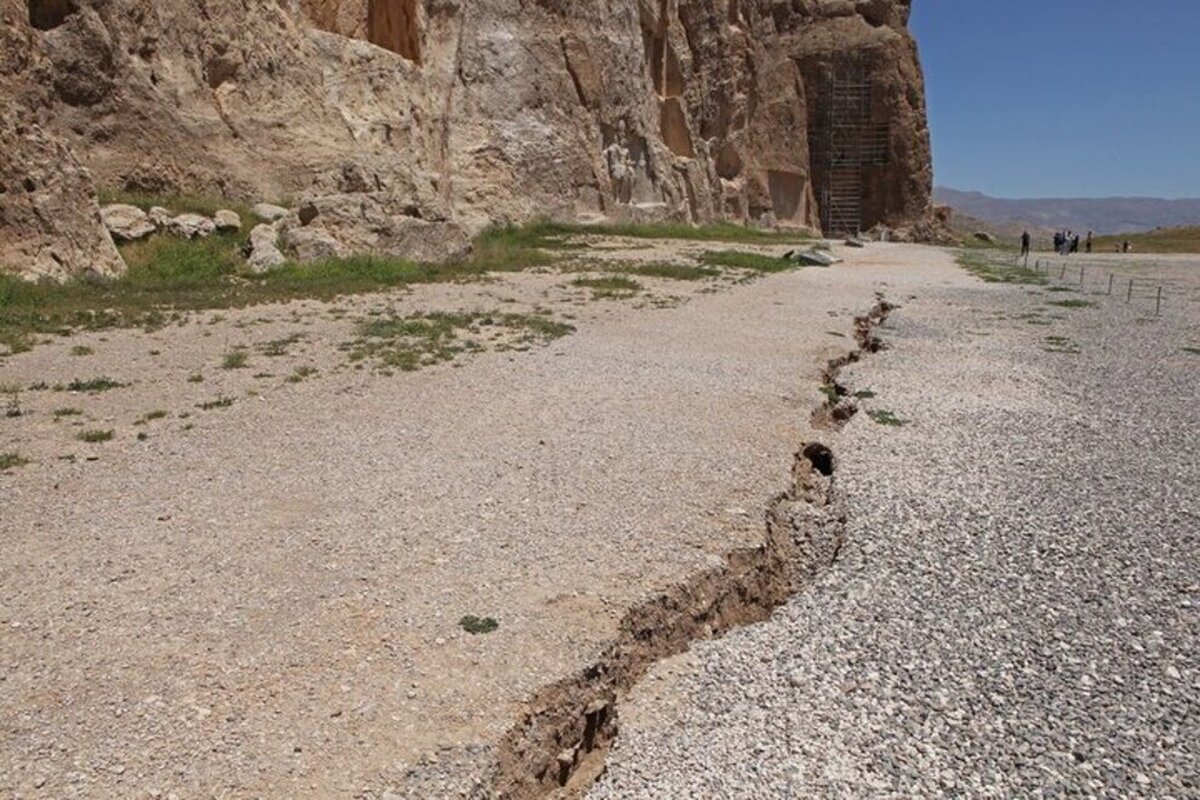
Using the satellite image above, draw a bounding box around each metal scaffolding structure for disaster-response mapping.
[814,68,889,236]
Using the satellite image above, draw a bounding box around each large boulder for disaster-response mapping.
[213,209,242,232]
[246,223,286,272]
[100,204,156,242]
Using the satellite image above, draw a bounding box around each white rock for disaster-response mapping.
[246,223,286,273]
[280,226,346,262]
[167,213,216,239]
[100,204,156,243]
[213,209,242,232]
[148,206,172,228]
[252,203,289,222]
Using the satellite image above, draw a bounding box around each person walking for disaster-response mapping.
[1085,231,1094,253]
[1020,230,1031,258]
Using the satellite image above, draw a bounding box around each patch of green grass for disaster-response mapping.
[140,410,169,422]
[198,396,235,410]
[698,250,793,273]
[0,452,30,470]
[66,376,127,393]
[571,275,642,298]
[620,262,720,281]
[819,384,842,406]
[1182,346,1200,355]
[867,409,906,427]
[1092,225,1200,254]
[459,615,500,635]
[70,345,95,356]
[222,350,249,369]
[529,220,812,245]
[1048,299,1095,309]
[53,407,83,418]
[78,429,115,443]
[956,250,1046,285]
[1045,286,1077,293]
[346,311,574,371]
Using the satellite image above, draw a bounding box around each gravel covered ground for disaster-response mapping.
[592,255,1199,798]
[1,239,931,798]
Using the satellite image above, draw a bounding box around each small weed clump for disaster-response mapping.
[54,407,83,418]
[1182,346,1200,355]
[286,365,319,383]
[572,275,642,298]
[260,334,303,357]
[78,429,115,443]
[1,452,30,470]
[187,373,204,383]
[867,409,906,427]
[67,377,127,393]
[70,345,95,356]
[222,350,249,369]
[459,615,500,635]
[198,396,235,411]
[854,390,877,399]
[1048,299,1095,309]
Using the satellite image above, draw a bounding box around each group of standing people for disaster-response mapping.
[1019,229,1135,256]
[1052,229,1093,255]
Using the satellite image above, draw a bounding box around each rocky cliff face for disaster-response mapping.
[1,0,932,279]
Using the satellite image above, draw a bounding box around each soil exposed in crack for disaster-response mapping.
[812,295,895,430]
[481,297,895,799]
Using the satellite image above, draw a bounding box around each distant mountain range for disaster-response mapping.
[934,188,1200,236]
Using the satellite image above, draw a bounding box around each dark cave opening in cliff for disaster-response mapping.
[369,0,422,65]
[27,0,76,30]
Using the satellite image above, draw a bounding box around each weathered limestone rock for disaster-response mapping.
[252,203,290,222]
[1,0,932,278]
[101,203,156,243]
[213,209,242,232]
[246,223,286,272]
[167,213,216,239]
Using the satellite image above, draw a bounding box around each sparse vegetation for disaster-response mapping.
[260,334,303,357]
[286,365,319,383]
[1183,346,1200,355]
[222,350,249,369]
[66,376,127,393]
[867,409,906,427]
[1091,225,1200,254]
[699,250,794,273]
[53,407,83,418]
[78,429,115,443]
[1048,299,1095,309]
[0,452,30,470]
[572,275,642,298]
[459,615,500,635]
[70,345,95,356]
[619,262,720,281]
[187,373,204,383]
[198,396,235,410]
[1043,335,1082,354]
[854,390,877,399]
[345,311,574,371]
[956,250,1046,285]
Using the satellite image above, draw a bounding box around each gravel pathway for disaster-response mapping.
[591,256,1199,798]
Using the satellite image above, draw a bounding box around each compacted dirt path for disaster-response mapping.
[2,242,959,797]
[591,255,1199,798]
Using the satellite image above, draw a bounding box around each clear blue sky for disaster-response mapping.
[910,0,1200,199]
